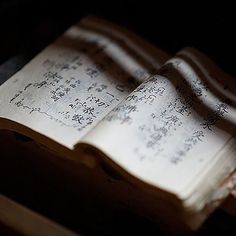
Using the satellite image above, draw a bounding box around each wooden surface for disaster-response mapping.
[0,194,78,236]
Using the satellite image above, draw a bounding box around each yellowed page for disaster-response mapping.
[0,16,168,149]
[81,48,236,207]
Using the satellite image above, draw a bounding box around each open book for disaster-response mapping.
[1,16,236,231]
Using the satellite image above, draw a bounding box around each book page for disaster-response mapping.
[0,16,168,149]
[81,48,236,201]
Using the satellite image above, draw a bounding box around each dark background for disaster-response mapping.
[1,1,236,235]
[1,0,236,75]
